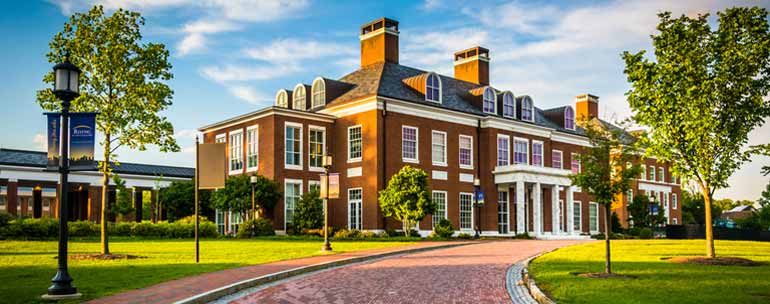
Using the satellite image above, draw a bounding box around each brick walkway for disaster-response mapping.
[230,240,588,304]
[86,242,458,304]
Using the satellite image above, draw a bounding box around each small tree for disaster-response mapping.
[249,175,281,218]
[628,195,651,228]
[292,189,323,234]
[211,175,280,220]
[111,175,134,221]
[757,181,770,208]
[570,120,642,274]
[159,180,213,221]
[623,8,770,258]
[379,166,435,237]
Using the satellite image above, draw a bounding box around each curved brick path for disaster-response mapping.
[229,240,588,304]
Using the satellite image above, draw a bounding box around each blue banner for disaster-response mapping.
[69,113,96,170]
[44,113,61,170]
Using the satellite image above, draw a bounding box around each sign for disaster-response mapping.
[198,143,226,189]
[69,113,97,170]
[475,191,485,205]
[319,173,340,199]
[44,113,61,170]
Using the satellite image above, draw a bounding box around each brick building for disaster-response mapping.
[198,18,681,237]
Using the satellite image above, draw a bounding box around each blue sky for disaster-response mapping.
[1,0,769,200]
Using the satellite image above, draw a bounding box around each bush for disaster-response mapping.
[457,233,472,239]
[0,212,13,228]
[433,219,454,238]
[360,231,378,238]
[236,218,275,238]
[333,229,360,238]
[514,233,533,239]
[628,227,641,236]
[639,228,653,239]
[292,191,324,234]
[68,221,98,237]
[384,229,401,237]
[132,221,161,237]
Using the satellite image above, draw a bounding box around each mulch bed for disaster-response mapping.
[66,254,147,260]
[666,256,763,266]
[573,272,637,279]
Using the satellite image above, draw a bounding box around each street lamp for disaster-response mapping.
[473,178,482,239]
[44,53,81,299]
[250,175,258,220]
[321,155,333,252]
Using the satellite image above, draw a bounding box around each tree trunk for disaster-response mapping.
[403,219,410,237]
[100,139,111,255]
[604,204,612,274]
[700,184,716,258]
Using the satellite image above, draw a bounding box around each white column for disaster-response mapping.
[533,182,542,237]
[552,185,560,235]
[516,181,525,234]
[566,186,574,235]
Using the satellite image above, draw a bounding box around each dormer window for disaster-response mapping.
[482,87,496,114]
[426,73,441,103]
[564,106,575,130]
[276,90,288,108]
[502,92,514,118]
[521,96,534,122]
[311,78,325,108]
[293,84,306,110]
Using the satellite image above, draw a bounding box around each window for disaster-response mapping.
[589,202,599,233]
[672,218,678,225]
[432,191,447,227]
[215,134,226,143]
[672,193,678,209]
[309,126,325,170]
[626,189,633,205]
[309,180,321,193]
[564,107,575,130]
[502,92,515,118]
[514,138,529,165]
[0,186,6,212]
[497,135,510,166]
[459,193,473,230]
[246,126,258,171]
[573,201,582,232]
[229,211,243,234]
[285,123,302,169]
[498,191,509,234]
[348,188,362,230]
[275,90,288,108]
[571,153,581,174]
[641,165,646,180]
[402,126,418,162]
[216,209,225,234]
[649,166,655,181]
[348,125,362,162]
[532,141,543,167]
[311,78,325,108]
[229,130,243,173]
[284,179,302,229]
[426,73,441,103]
[552,150,563,169]
[459,135,473,168]
[432,131,447,166]
[658,167,664,182]
[483,87,496,114]
[521,96,533,121]
[293,84,306,110]
[671,173,677,184]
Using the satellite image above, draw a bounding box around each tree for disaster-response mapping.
[570,120,642,274]
[249,175,281,218]
[211,175,280,220]
[292,190,324,234]
[757,181,770,208]
[628,195,652,228]
[379,166,435,237]
[111,175,134,221]
[158,180,213,222]
[36,6,178,255]
[623,8,770,258]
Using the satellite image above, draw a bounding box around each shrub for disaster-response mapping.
[113,222,133,236]
[514,233,532,239]
[456,233,472,239]
[639,228,653,239]
[132,221,160,237]
[333,229,360,238]
[384,229,401,237]
[176,215,211,224]
[292,191,324,234]
[19,218,59,238]
[0,212,13,228]
[628,227,641,236]
[68,220,96,237]
[433,219,454,238]
[236,218,275,238]
[360,231,378,238]
[198,221,218,237]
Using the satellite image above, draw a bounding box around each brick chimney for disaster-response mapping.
[360,18,399,67]
[575,93,599,121]
[454,46,490,85]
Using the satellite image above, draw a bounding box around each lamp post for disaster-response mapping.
[250,175,258,220]
[321,155,333,252]
[473,178,482,239]
[44,54,81,299]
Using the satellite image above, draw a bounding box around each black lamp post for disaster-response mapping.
[473,178,482,239]
[250,175,258,220]
[44,54,81,299]
[321,155,333,252]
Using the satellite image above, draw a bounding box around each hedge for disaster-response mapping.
[0,217,218,239]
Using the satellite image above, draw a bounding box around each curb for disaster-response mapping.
[506,249,561,304]
[174,242,474,304]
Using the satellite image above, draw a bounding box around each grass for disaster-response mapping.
[529,240,770,304]
[0,237,414,304]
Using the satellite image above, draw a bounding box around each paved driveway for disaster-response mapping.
[229,240,587,304]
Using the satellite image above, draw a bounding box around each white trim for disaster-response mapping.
[502,91,515,119]
[425,72,442,104]
[431,130,448,166]
[459,192,474,231]
[317,96,379,117]
[245,125,259,173]
[311,77,326,109]
[649,165,656,181]
[496,134,510,167]
[347,187,363,230]
[386,98,478,127]
[521,96,535,122]
[431,190,448,227]
[284,122,303,170]
[564,106,576,130]
[532,140,544,167]
[552,149,563,169]
[483,117,551,138]
[401,125,419,163]
[573,200,582,233]
[215,133,226,143]
[453,54,490,66]
[283,178,303,231]
[482,87,497,114]
[275,89,289,108]
[347,125,363,163]
[308,125,326,172]
[359,27,399,41]
[292,83,306,110]
[513,137,530,165]
[199,107,334,133]
[432,170,448,180]
[228,129,244,175]
[672,193,678,210]
[571,152,581,174]
[459,134,474,169]
[589,202,599,234]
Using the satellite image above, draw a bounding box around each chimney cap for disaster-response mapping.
[361,17,399,35]
[575,93,599,103]
[454,46,490,61]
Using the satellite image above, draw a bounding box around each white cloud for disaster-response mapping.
[422,0,443,11]
[177,19,240,56]
[200,63,301,83]
[227,85,271,104]
[33,133,46,150]
[244,39,355,63]
[174,129,199,140]
[205,0,309,22]
[401,28,489,73]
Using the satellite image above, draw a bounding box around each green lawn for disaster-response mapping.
[530,240,770,304]
[0,238,413,303]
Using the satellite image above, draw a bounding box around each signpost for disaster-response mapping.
[320,156,337,252]
[194,136,226,263]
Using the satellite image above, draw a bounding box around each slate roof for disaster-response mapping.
[0,148,194,178]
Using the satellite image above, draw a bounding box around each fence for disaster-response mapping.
[666,224,770,242]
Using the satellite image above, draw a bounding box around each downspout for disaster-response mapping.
[381,98,388,231]
[476,119,482,234]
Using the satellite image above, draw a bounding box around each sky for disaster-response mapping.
[0,0,769,200]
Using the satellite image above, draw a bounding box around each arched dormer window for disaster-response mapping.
[425,73,441,103]
[482,87,496,114]
[311,78,325,108]
[276,90,288,108]
[521,96,534,122]
[502,92,515,118]
[293,84,306,110]
[564,106,575,130]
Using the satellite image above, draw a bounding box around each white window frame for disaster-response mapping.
[308,125,326,172]
[215,133,226,143]
[348,125,362,163]
[459,134,474,169]
[275,90,288,108]
[284,179,303,231]
[432,190,448,227]
[348,188,363,230]
[309,180,321,193]
[459,192,474,231]
[292,84,306,110]
[521,96,534,122]
[589,202,599,234]
[672,193,678,209]
[641,165,646,180]
[425,72,442,103]
[246,125,259,172]
[431,130,447,166]
[498,190,509,234]
[513,137,529,165]
[284,122,303,170]
[649,165,655,181]
[228,129,243,175]
[564,106,575,130]
[401,125,419,163]
[532,140,544,167]
[496,134,510,167]
[552,149,563,169]
[658,167,665,182]
[482,87,496,114]
[311,78,325,109]
[672,218,678,225]
[571,153,581,174]
[573,201,582,232]
[502,92,515,118]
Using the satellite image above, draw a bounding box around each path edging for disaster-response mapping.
[174,242,472,304]
[506,249,561,304]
